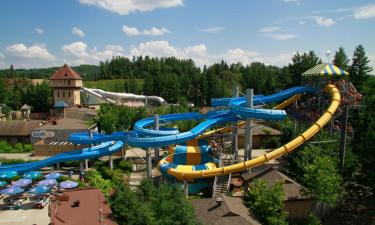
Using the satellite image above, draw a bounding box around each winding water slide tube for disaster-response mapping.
[0,141,124,174]
[165,84,340,179]
[82,87,167,105]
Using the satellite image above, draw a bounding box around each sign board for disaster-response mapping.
[31,130,55,139]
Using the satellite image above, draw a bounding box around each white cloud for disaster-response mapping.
[283,0,301,6]
[298,21,306,25]
[143,27,171,36]
[184,44,207,57]
[130,41,179,57]
[258,26,282,33]
[122,25,141,36]
[79,0,184,15]
[129,40,293,67]
[5,43,55,61]
[269,34,298,41]
[0,53,4,59]
[122,25,170,36]
[72,27,85,37]
[62,42,124,65]
[314,16,335,26]
[354,4,375,19]
[199,26,224,33]
[104,44,125,52]
[35,28,44,34]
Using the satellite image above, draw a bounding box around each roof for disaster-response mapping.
[238,123,282,136]
[49,187,117,225]
[49,64,82,80]
[302,63,349,76]
[242,167,310,200]
[54,100,68,108]
[33,118,89,130]
[20,104,31,110]
[0,120,43,136]
[192,194,261,225]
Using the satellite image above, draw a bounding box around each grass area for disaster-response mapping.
[84,79,144,93]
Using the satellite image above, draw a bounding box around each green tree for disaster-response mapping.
[289,51,321,85]
[302,156,343,206]
[0,76,7,103]
[244,179,288,225]
[333,47,349,70]
[349,44,372,88]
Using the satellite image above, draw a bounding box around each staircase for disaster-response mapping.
[212,154,233,198]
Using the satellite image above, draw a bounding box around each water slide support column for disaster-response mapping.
[146,148,152,179]
[232,86,239,159]
[184,180,189,199]
[109,155,114,171]
[339,106,349,173]
[244,89,253,164]
[154,114,160,163]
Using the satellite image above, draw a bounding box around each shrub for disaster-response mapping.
[244,179,288,225]
[117,160,133,173]
[85,169,113,196]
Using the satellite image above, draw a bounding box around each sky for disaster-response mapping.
[0,0,375,69]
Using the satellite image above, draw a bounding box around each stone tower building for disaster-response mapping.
[49,64,82,107]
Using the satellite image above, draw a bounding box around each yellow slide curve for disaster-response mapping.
[167,84,340,179]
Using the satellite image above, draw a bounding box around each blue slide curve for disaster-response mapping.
[0,86,314,174]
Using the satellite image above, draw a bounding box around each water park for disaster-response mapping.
[0,59,366,224]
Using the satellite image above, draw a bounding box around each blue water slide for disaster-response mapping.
[0,141,124,174]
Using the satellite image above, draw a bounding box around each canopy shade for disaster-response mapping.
[13,178,32,187]
[302,63,349,76]
[23,171,42,179]
[38,179,57,186]
[0,181,7,187]
[59,180,78,189]
[1,186,25,195]
[45,172,63,179]
[0,171,17,179]
[29,185,51,195]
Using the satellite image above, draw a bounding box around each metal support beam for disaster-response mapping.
[244,89,253,164]
[339,107,349,173]
[109,155,114,171]
[232,86,239,159]
[184,180,189,199]
[56,163,60,170]
[85,159,89,171]
[154,114,160,163]
[146,148,152,179]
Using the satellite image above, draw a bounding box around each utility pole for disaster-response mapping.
[232,86,239,159]
[339,106,349,173]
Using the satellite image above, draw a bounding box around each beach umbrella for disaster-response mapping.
[45,172,63,179]
[13,178,32,187]
[23,171,42,179]
[0,181,7,188]
[1,186,24,195]
[59,181,78,189]
[38,179,57,187]
[29,185,51,195]
[0,171,17,179]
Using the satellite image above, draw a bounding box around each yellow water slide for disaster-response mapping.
[167,85,340,179]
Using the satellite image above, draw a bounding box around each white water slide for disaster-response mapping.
[82,87,167,105]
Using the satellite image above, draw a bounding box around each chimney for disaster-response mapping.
[216,197,223,206]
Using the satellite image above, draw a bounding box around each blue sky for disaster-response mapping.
[0,0,374,69]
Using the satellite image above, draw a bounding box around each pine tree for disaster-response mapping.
[333,47,349,70]
[349,45,372,88]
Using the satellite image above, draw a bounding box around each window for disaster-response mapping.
[63,91,65,97]
[57,91,60,97]
[69,91,71,97]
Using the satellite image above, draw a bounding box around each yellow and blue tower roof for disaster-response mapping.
[302,63,349,76]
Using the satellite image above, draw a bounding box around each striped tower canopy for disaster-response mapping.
[302,63,349,76]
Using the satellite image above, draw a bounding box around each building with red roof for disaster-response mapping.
[49,64,83,107]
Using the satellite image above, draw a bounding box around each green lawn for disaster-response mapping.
[84,79,144,93]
